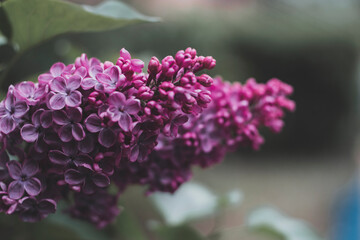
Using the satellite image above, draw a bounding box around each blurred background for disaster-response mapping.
[2,0,360,239]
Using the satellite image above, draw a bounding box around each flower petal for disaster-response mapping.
[58,124,73,142]
[124,99,140,114]
[72,123,85,141]
[49,150,70,165]
[53,110,69,125]
[16,81,35,98]
[0,116,15,134]
[92,173,110,188]
[50,62,65,77]
[22,161,39,177]
[96,73,112,85]
[38,73,53,85]
[7,161,22,180]
[81,77,97,90]
[24,178,41,196]
[85,114,102,133]
[108,91,126,106]
[13,101,29,118]
[8,181,24,199]
[65,169,84,185]
[67,107,82,123]
[21,124,39,142]
[74,154,92,167]
[67,75,81,90]
[130,145,139,162]
[78,135,94,153]
[74,66,87,78]
[107,66,121,82]
[98,128,116,148]
[65,91,82,107]
[50,76,67,93]
[118,112,132,132]
[38,199,56,215]
[49,94,66,110]
[40,110,53,128]
[89,65,103,78]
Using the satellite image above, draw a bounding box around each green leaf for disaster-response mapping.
[1,0,159,51]
[154,225,205,240]
[47,210,111,240]
[0,4,12,40]
[247,207,323,240]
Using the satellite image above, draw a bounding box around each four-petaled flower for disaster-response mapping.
[107,91,140,132]
[0,92,29,134]
[64,166,110,194]
[19,197,56,222]
[49,142,92,167]
[95,66,125,93]
[85,113,116,148]
[38,62,74,85]
[14,81,48,106]
[7,161,41,199]
[53,107,85,142]
[49,76,82,110]
[21,109,52,143]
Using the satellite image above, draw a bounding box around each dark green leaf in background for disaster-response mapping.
[0,3,12,40]
[1,0,159,51]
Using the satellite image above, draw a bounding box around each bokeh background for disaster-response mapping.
[2,0,360,239]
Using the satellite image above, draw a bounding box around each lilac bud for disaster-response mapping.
[197,74,213,87]
[148,57,161,75]
[203,56,216,69]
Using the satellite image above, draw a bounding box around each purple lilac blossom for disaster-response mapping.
[134,77,295,194]
[0,48,218,227]
[0,47,294,228]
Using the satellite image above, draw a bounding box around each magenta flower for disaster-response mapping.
[6,161,41,199]
[53,107,85,142]
[19,197,56,222]
[107,92,140,132]
[0,93,29,134]
[75,53,101,70]
[21,109,52,142]
[14,82,48,105]
[64,166,110,194]
[49,142,92,167]
[96,66,125,93]
[85,113,116,148]
[49,76,82,110]
[38,62,67,84]
[81,65,104,90]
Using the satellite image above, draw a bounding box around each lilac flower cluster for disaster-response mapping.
[0,48,216,227]
[129,77,295,194]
